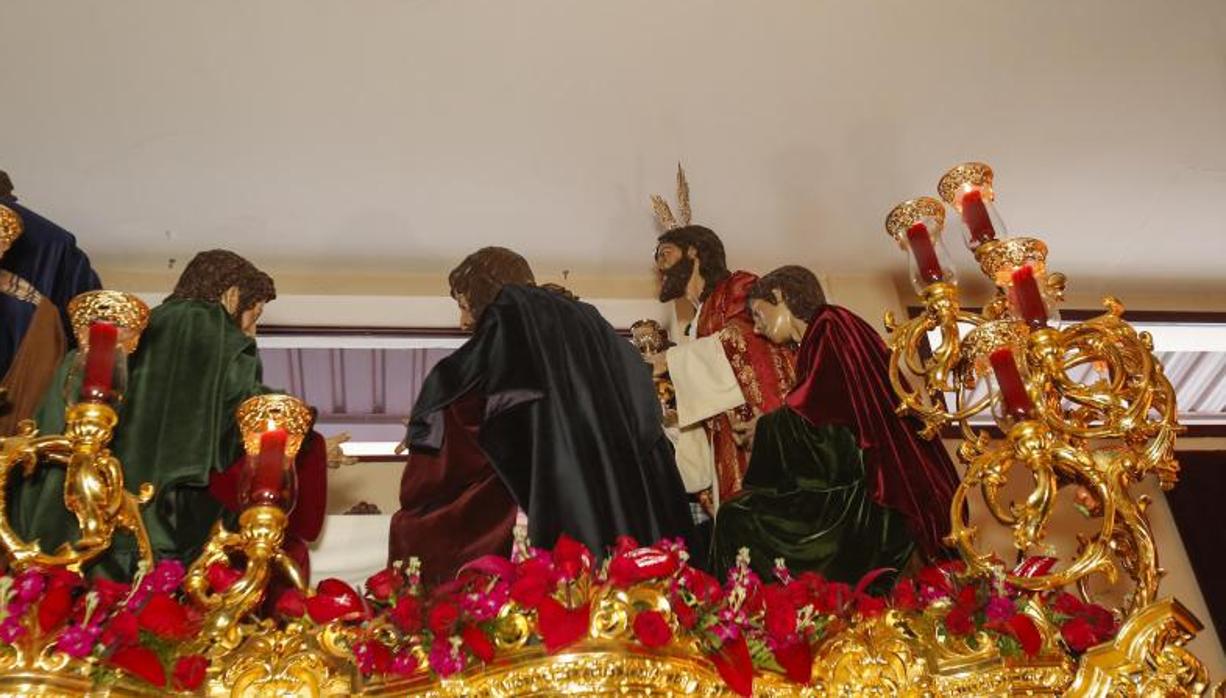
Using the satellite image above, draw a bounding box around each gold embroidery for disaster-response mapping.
[0,270,42,305]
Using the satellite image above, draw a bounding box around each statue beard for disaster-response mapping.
[657,256,694,303]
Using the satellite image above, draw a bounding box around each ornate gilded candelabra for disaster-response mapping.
[185,394,312,647]
[884,163,1204,690]
[0,291,153,573]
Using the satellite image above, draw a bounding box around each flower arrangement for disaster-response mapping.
[0,538,1119,696]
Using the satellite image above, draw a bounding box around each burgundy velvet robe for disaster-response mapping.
[388,392,517,586]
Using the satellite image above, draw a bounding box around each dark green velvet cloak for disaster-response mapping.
[10,299,266,578]
[712,408,914,582]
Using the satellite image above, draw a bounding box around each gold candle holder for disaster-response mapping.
[186,394,312,646]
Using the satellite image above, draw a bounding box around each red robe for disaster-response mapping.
[696,271,797,499]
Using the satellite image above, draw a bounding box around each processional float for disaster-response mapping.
[0,166,1218,696]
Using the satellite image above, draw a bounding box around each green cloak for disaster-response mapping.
[10,299,267,578]
[712,408,914,583]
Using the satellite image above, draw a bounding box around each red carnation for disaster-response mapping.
[672,599,698,630]
[891,579,919,612]
[428,600,461,635]
[92,579,131,613]
[945,607,975,636]
[816,581,851,614]
[45,567,82,591]
[763,586,797,641]
[536,597,590,653]
[632,610,672,648]
[306,578,366,624]
[275,589,307,618]
[1008,614,1042,657]
[681,568,723,605]
[708,634,754,697]
[1061,617,1098,652]
[608,547,679,588]
[38,584,74,633]
[109,645,166,687]
[462,624,495,663]
[206,562,243,594]
[101,610,139,648]
[510,572,551,609]
[172,654,209,691]
[954,585,979,612]
[856,594,888,619]
[773,639,814,685]
[355,639,393,675]
[1082,604,1116,639]
[137,592,195,640]
[1051,592,1084,618]
[916,565,953,596]
[551,535,593,581]
[365,567,404,602]
[390,595,423,634]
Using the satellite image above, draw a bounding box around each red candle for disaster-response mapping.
[249,426,288,505]
[81,321,119,401]
[989,347,1034,420]
[1011,264,1048,329]
[905,222,945,284]
[960,189,997,244]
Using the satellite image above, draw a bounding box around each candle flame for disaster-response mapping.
[265,418,277,432]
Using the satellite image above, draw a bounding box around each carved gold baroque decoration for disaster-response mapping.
[66,291,150,354]
[0,205,23,251]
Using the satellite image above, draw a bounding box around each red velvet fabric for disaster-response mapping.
[696,271,796,499]
[209,430,329,582]
[389,391,517,585]
[784,305,958,558]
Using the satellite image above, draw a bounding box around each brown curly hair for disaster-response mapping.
[747,265,826,323]
[166,249,277,314]
[448,247,536,322]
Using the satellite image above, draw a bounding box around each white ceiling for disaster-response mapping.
[2,1,1225,291]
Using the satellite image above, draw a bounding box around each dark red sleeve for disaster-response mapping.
[208,430,328,543]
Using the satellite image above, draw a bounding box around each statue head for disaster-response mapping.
[0,170,13,202]
[654,225,730,304]
[746,265,826,345]
[165,250,276,337]
[448,246,535,331]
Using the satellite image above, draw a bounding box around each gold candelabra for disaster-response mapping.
[185,393,312,647]
[883,163,1182,617]
[0,291,153,573]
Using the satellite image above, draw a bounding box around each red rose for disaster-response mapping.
[1051,592,1085,618]
[945,607,975,636]
[772,639,814,685]
[461,624,495,663]
[137,592,195,640]
[763,586,797,641]
[275,589,307,618]
[1007,614,1042,657]
[355,639,393,675]
[551,534,593,581]
[708,634,754,697]
[672,599,698,629]
[172,654,209,691]
[1061,617,1098,652]
[365,567,404,602]
[427,600,461,635]
[38,584,74,633]
[1082,604,1115,639]
[206,563,243,594]
[632,610,672,648]
[109,646,166,687]
[390,595,423,634]
[916,565,953,596]
[816,582,851,614]
[856,594,888,619]
[510,573,551,609]
[306,578,366,624]
[891,579,919,612]
[536,597,590,653]
[101,610,139,648]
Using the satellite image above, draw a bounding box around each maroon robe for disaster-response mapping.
[388,392,517,585]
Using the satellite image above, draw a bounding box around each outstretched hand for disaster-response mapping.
[325,432,358,468]
[729,408,762,451]
[644,351,669,377]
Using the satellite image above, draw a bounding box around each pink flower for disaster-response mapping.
[390,649,419,677]
[0,616,24,643]
[427,640,465,677]
[54,623,101,658]
[14,570,46,603]
[985,595,1015,623]
[147,560,186,594]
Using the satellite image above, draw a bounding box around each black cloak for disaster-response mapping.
[406,285,694,555]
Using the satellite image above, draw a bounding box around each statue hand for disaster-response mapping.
[644,352,669,377]
[325,432,358,469]
[729,408,762,451]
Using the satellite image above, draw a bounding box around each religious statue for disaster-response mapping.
[711,266,960,582]
[390,247,693,583]
[0,171,102,435]
[647,166,797,515]
[9,250,327,580]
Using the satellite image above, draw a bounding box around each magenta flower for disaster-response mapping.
[427,640,465,677]
[147,560,186,594]
[0,616,26,643]
[985,595,1016,623]
[54,623,101,658]
[13,570,46,603]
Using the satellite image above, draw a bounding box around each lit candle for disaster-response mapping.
[249,422,288,505]
[989,347,1033,420]
[1011,264,1048,329]
[81,321,119,402]
[960,189,997,244]
[905,222,945,284]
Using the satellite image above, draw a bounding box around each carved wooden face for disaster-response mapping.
[456,293,476,332]
[749,290,797,346]
[240,301,265,337]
